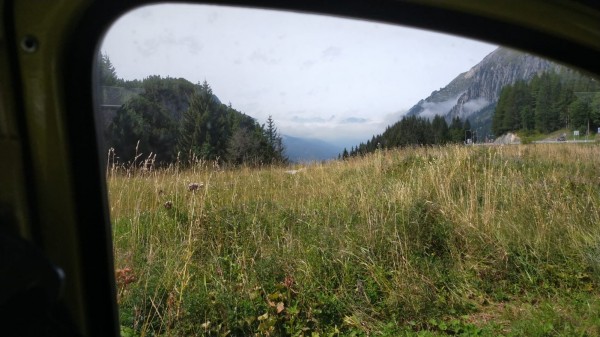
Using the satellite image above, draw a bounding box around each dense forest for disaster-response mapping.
[98,54,286,166]
[492,71,600,135]
[343,115,474,158]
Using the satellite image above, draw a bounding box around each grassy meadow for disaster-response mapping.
[109,144,600,336]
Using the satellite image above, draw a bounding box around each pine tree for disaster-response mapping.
[462,119,472,143]
[569,96,591,132]
[448,116,464,143]
[431,115,449,144]
[264,115,286,163]
[556,87,575,130]
[535,74,553,132]
[492,89,507,135]
[591,92,600,132]
[177,81,216,163]
[98,52,119,87]
[107,96,177,163]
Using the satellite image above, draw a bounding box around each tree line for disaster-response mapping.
[492,71,600,135]
[346,69,599,159]
[342,115,474,158]
[99,53,286,166]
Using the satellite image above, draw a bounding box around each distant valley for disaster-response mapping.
[282,135,342,163]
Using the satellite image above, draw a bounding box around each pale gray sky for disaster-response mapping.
[100,4,497,145]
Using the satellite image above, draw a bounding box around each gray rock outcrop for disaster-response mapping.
[407,47,562,129]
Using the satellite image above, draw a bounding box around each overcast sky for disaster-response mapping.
[101,4,497,146]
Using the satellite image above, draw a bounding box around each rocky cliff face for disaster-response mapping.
[407,47,562,129]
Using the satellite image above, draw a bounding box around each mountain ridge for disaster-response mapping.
[407,47,563,133]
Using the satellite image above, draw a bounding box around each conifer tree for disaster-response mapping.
[431,115,449,144]
[176,80,234,162]
[264,115,286,163]
[342,148,349,159]
[448,116,464,143]
[98,52,119,86]
[591,93,600,130]
[569,96,591,132]
[534,74,554,132]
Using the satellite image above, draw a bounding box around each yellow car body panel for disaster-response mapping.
[1,0,599,335]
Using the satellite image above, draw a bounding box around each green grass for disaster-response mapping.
[517,128,599,143]
[517,129,566,143]
[109,144,600,336]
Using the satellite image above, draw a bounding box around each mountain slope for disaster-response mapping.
[407,47,562,133]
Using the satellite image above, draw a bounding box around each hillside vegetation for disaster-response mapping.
[346,115,473,158]
[352,69,600,159]
[110,144,600,336]
[492,72,600,136]
[99,54,286,166]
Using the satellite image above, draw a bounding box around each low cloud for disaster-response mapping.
[341,117,369,124]
[418,94,462,119]
[462,97,490,116]
[381,109,406,126]
[291,115,329,123]
[137,34,203,56]
[279,114,389,145]
[289,114,336,123]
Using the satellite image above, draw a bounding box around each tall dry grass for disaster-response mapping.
[109,144,600,336]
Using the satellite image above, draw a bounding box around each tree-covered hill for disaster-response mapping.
[97,53,286,166]
[492,71,600,135]
[344,115,474,158]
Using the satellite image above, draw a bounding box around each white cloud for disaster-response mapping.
[418,94,463,119]
[341,117,369,124]
[462,97,491,116]
[101,4,497,142]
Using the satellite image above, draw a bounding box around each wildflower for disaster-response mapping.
[283,275,294,289]
[188,182,204,191]
[115,267,136,287]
